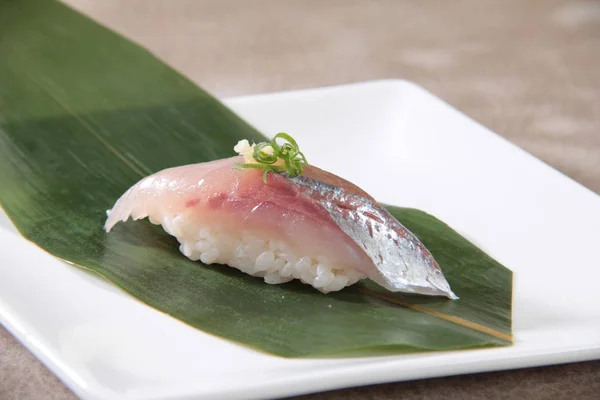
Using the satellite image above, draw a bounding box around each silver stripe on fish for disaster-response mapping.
[285,174,458,299]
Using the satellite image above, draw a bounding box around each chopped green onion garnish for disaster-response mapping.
[234,133,308,184]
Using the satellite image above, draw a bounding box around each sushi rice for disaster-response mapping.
[154,212,366,292]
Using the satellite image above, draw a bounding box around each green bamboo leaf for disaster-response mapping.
[0,0,512,357]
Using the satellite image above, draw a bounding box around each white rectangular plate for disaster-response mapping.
[1,80,599,400]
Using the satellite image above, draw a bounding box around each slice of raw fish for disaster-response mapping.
[105,156,457,298]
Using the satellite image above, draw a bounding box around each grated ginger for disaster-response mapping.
[234,139,285,166]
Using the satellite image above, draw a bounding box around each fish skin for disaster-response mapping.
[285,173,458,299]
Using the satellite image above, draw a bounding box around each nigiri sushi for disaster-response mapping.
[105,134,457,299]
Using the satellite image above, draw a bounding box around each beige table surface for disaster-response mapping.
[1,0,599,399]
